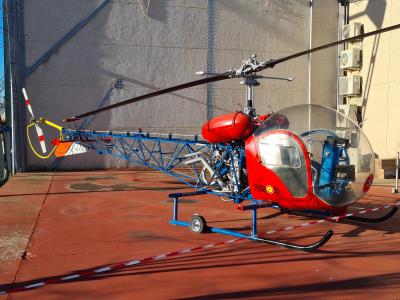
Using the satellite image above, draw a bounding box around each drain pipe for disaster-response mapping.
[306,0,313,152]
[5,0,15,175]
[393,152,399,194]
[308,0,313,109]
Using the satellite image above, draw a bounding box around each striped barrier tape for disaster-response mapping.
[264,203,399,235]
[1,201,398,295]
[0,238,242,295]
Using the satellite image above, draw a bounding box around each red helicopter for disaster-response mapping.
[24,24,400,251]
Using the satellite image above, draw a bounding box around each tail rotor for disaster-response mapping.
[22,88,47,153]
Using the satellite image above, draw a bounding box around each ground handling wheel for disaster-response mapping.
[190,214,207,233]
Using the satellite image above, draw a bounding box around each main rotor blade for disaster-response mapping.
[258,23,400,71]
[64,74,229,122]
[65,23,400,122]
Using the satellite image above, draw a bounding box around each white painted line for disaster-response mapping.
[153,254,167,260]
[94,267,112,273]
[179,249,192,254]
[124,260,141,266]
[61,274,80,281]
[25,282,45,289]
[225,239,238,244]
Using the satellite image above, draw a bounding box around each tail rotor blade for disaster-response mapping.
[22,88,35,119]
[23,88,47,153]
[34,124,47,153]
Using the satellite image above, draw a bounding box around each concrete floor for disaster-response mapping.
[0,170,400,299]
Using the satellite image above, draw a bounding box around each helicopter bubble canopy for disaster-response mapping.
[254,104,374,207]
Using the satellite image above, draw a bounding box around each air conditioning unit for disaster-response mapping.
[337,104,357,128]
[340,48,362,70]
[342,22,364,40]
[339,76,361,97]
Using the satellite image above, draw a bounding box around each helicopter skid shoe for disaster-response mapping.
[346,207,398,223]
[253,230,334,252]
[208,226,333,252]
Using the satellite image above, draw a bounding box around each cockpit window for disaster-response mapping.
[259,134,301,169]
[257,132,308,198]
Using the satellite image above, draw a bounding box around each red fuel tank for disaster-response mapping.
[202,112,254,143]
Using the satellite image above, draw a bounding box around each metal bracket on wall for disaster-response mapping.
[78,79,125,130]
[24,0,111,77]
[50,78,124,170]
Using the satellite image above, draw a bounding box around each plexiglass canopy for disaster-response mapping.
[255,104,374,207]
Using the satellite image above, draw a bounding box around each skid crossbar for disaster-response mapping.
[169,191,271,238]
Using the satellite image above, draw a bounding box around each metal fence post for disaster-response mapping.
[207,0,215,120]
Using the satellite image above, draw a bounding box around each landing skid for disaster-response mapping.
[253,230,333,251]
[346,207,398,223]
[168,191,333,252]
[284,206,398,224]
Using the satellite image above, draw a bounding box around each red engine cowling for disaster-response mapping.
[202,112,254,143]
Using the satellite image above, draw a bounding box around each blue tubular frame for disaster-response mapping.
[62,129,252,201]
[61,129,338,246]
[63,129,209,187]
[61,129,278,241]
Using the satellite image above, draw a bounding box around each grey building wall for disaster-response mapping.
[18,0,338,170]
[311,0,339,108]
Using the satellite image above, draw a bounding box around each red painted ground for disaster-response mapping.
[1,170,400,299]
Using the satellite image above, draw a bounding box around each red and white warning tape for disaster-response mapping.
[264,203,399,235]
[1,202,398,295]
[0,238,241,295]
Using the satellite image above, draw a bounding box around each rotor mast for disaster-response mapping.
[196,54,292,118]
[241,76,259,117]
[236,55,292,118]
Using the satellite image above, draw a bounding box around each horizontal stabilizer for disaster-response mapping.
[55,142,88,157]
